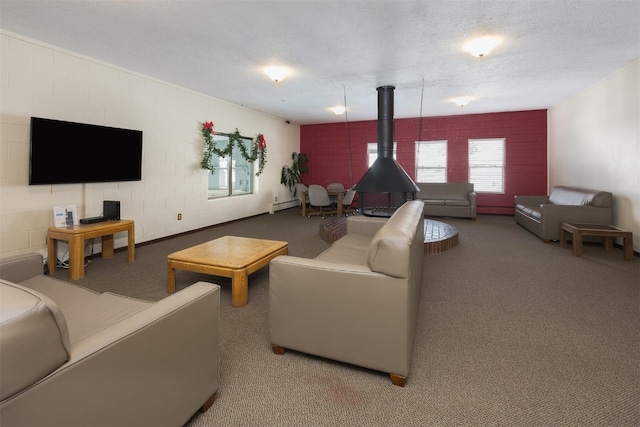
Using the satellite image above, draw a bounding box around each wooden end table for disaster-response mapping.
[47,219,135,279]
[167,236,288,307]
[559,223,634,261]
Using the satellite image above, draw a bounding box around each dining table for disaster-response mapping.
[300,190,344,217]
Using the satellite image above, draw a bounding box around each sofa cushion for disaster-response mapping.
[366,201,422,278]
[417,182,472,200]
[445,199,470,207]
[19,275,151,343]
[63,293,152,343]
[19,275,100,314]
[548,185,612,207]
[330,233,375,252]
[0,280,71,401]
[315,243,368,266]
[422,199,445,205]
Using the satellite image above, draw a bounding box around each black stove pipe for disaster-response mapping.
[377,85,394,159]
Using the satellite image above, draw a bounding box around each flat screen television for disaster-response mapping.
[29,117,143,185]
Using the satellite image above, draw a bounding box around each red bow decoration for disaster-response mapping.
[258,134,266,150]
[203,121,214,132]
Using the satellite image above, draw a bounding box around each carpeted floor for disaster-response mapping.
[72,209,639,426]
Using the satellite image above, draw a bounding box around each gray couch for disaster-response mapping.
[416,182,477,219]
[0,253,220,426]
[269,200,424,387]
[515,185,613,242]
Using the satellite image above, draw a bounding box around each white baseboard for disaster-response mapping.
[271,199,300,212]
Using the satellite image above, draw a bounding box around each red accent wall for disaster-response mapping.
[300,110,547,215]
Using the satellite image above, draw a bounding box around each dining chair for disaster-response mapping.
[326,182,345,204]
[326,182,344,192]
[307,184,337,218]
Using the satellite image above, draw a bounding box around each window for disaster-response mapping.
[468,138,505,193]
[207,132,254,199]
[367,142,396,167]
[415,140,447,182]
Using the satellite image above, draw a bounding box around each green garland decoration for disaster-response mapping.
[200,121,267,176]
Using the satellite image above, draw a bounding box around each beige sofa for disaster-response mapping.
[269,200,424,387]
[416,182,477,219]
[515,185,613,242]
[0,253,220,427]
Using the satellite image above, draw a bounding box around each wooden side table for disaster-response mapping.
[559,223,634,261]
[47,219,135,279]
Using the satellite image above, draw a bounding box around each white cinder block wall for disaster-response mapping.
[0,32,301,258]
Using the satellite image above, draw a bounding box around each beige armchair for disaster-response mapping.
[269,201,425,386]
[0,253,220,426]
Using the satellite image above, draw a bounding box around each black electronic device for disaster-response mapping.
[103,200,121,220]
[29,117,143,185]
[79,216,107,224]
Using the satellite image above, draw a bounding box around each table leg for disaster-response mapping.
[559,227,567,248]
[47,237,57,275]
[68,235,85,280]
[603,236,613,252]
[127,224,135,263]
[167,261,176,293]
[102,234,114,258]
[337,192,343,217]
[623,235,633,261]
[231,269,249,307]
[573,231,583,257]
[301,192,307,216]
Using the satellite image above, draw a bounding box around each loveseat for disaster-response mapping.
[515,185,613,242]
[416,182,477,219]
[269,200,424,387]
[0,253,220,426]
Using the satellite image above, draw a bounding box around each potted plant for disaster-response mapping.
[280,152,309,196]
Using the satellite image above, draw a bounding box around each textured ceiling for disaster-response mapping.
[1,0,639,124]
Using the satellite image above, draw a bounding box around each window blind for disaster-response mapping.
[468,138,505,193]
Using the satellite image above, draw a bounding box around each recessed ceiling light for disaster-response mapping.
[463,36,501,58]
[265,66,289,82]
[330,106,346,115]
[452,96,473,107]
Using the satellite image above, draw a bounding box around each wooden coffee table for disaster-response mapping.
[559,223,634,261]
[167,236,288,307]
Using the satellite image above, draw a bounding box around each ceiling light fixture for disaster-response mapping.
[453,96,473,107]
[265,66,289,82]
[463,36,501,58]
[330,106,346,115]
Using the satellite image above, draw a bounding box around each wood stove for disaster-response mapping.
[354,85,418,217]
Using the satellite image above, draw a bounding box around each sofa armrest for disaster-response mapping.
[469,192,477,217]
[0,281,220,427]
[345,215,388,236]
[0,253,44,283]
[269,256,411,376]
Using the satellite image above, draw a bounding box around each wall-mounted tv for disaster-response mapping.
[29,117,143,185]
